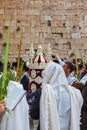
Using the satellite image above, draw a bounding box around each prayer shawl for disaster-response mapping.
[40,84,60,130]
[80,74,87,85]
[67,72,78,85]
[0,81,30,130]
[40,61,83,130]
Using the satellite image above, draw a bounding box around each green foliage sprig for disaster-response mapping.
[0,23,10,101]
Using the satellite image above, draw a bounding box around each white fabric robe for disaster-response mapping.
[40,61,83,130]
[0,82,30,130]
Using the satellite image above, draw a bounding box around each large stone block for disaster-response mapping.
[0,8,4,14]
[4,8,14,14]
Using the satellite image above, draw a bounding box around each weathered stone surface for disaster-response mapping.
[0,0,87,62]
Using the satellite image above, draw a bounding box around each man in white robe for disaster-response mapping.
[40,61,83,130]
[0,81,30,130]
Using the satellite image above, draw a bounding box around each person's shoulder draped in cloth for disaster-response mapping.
[0,81,30,130]
[40,61,83,130]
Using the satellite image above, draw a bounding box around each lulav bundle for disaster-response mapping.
[0,23,10,100]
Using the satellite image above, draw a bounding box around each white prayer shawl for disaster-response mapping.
[40,84,60,130]
[0,83,30,130]
[69,86,83,130]
[67,72,78,85]
[40,61,83,130]
[80,74,87,84]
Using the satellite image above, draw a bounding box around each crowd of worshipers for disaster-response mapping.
[0,54,87,130]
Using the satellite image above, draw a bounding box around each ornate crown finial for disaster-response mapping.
[29,44,48,69]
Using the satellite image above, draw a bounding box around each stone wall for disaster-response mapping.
[0,0,87,62]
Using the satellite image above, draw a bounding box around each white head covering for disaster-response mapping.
[40,61,83,130]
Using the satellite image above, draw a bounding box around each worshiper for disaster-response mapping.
[0,81,30,130]
[20,63,29,91]
[0,99,6,116]
[40,61,83,130]
[62,61,78,84]
[0,100,6,129]
[78,64,84,79]
[55,54,78,85]
[81,81,87,130]
[55,54,84,92]
[80,63,87,85]
[11,61,17,77]
[0,61,3,85]
[0,61,3,73]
